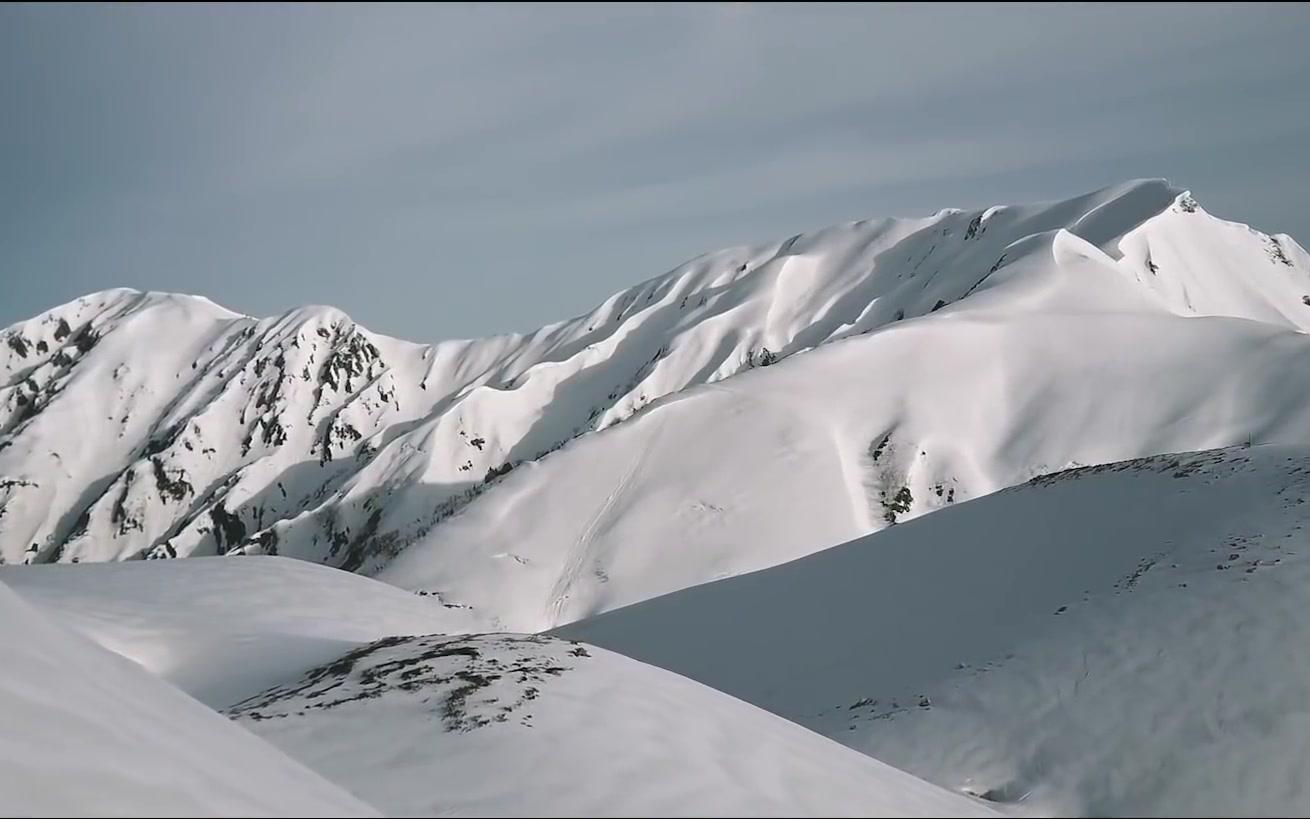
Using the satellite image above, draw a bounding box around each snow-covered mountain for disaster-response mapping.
[4,556,478,708]
[6,179,1310,816]
[228,631,997,817]
[5,179,1308,633]
[557,444,1310,815]
[0,577,377,817]
[0,556,995,817]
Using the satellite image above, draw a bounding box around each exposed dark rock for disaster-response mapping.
[72,325,99,354]
[882,485,914,524]
[227,634,585,734]
[111,470,142,536]
[209,502,247,550]
[151,457,194,502]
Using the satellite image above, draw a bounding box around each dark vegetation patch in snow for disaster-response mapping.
[151,457,194,502]
[1024,448,1238,489]
[1266,236,1294,267]
[881,485,914,524]
[228,634,589,733]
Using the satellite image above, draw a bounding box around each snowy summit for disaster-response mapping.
[3,179,1310,816]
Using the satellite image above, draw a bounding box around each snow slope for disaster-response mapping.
[229,632,998,817]
[2,182,1305,591]
[2,556,476,707]
[6,178,1310,816]
[380,183,1310,629]
[0,578,376,817]
[3,555,998,817]
[557,444,1310,815]
[384,300,1310,631]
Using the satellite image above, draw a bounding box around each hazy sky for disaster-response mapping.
[4,3,1309,341]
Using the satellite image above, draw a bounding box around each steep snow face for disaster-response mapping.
[0,579,376,817]
[557,444,1310,816]
[2,556,476,708]
[229,632,998,818]
[3,181,1309,624]
[383,190,1310,630]
[384,307,1310,631]
[0,288,434,568]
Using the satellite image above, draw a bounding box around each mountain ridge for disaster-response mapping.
[2,177,1197,339]
[7,177,1310,815]
[3,180,1308,629]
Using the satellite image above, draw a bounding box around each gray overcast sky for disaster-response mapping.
[4,3,1309,341]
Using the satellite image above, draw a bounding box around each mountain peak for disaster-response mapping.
[2,181,1306,581]
[8,180,1310,815]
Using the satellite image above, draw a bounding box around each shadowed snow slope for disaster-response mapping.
[557,444,1310,816]
[0,580,376,817]
[1,556,475,708]
[229,633,998,818]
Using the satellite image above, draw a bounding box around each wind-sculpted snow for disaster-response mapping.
[3,180,1310,636]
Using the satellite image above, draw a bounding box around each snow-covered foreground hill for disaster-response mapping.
[557,444,1310,815]
[6,179,1310,816]
[2,556,477,707]
[0,578,377,817]
[5,180,1310,637]
[229,632,997,817]
[380,183,1310,631]
[1,558,994,817]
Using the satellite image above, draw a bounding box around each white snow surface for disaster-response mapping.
[2,556,475,707]
[2,557,996,817]
[229,632,998,818]
[557,444,1310,816]
[380,182,1310,630]
[5,181,1310,638]
[0,578,376,817]
[6,179,1310,816]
